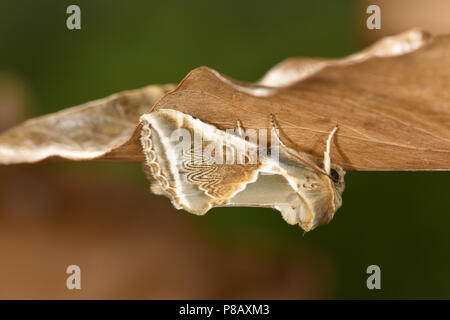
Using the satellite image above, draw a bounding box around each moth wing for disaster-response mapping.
[139,109,264,214]
[140,108,344,232]
[141,162,165,195]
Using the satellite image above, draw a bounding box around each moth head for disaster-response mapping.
[329,165,345,193]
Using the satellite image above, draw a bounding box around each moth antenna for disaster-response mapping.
[323,125,339,174]
[235,119,245,137]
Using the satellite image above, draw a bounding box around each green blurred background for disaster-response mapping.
[0,0,449,299]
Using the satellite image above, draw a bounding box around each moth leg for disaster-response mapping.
[323,125,339,174]
[270,114,329,175]
[270,114,289,149]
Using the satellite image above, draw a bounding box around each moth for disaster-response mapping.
[139,109,345,231]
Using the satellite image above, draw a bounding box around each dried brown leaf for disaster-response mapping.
[153,29,450,171]
[0,84,174,164]
[0,29,449,170]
